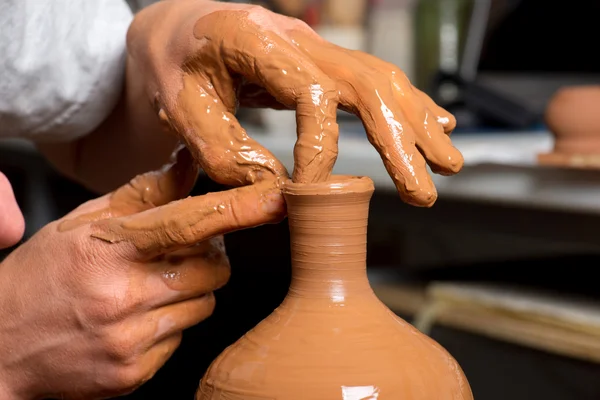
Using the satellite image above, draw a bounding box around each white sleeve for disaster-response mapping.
[0,0,134,142]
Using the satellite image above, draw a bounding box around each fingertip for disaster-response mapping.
[382,149,438,208]
[0,172,25,249]
[0,215,25,249]
[430,147,464,176]
[438,112,457,134]
[395,175,438,208]
[401,188,437,208]
[260,187,287,223]
[446,149,464,175]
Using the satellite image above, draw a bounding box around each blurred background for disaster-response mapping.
[3,0,600,399]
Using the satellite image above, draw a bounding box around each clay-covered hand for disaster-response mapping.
[0,146,285,400]
[126,0,462,206]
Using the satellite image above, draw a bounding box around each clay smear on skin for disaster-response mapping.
[197,176,473,399]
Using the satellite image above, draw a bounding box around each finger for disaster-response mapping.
[319,43,457,135]
[194,12,340,183]
[58,144,199,231]
[414,108,463,176]
[108,295,214,366]
[145,236,231,307]
[0,171,25,248]
[413,87,457,134]
[359,90,437,207]
[167,75,289,187]
[285,33,435,206]
[107,143,200,214]
[145,294,216,346]
[90,180,285,259]
[387,74,463,176]
[135,334,184,388]
[311,43,461,175]
[351,84,437,206]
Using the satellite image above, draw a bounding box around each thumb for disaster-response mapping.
[90,179,286,259]
[0,171,25,249]
[59,144,199,231]
[107,143,199,214]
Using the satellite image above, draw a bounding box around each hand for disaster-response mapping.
[0,146,285,400]
[126,1,463,207]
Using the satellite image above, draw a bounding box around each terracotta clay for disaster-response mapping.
[196,176,472,399]
[538,86,600,168]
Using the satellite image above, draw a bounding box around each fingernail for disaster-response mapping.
[261,190,285,215]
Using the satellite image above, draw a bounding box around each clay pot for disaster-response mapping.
[539,86,600,168]
[196,176,472,399]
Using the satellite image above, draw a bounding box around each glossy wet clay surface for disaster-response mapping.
[197,176,472,399]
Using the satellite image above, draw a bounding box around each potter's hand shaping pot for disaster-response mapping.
[127,1,463,207]
[0,145,286,400]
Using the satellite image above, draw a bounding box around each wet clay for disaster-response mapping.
[196,176,472,399]
[538,86,600,169]
[144,4,462,207]
[88,177,283,257]
[57,144,285,259]
[58,144,200,232]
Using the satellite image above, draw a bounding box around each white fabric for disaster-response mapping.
[0,0,135,142]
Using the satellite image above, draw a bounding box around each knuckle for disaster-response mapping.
[109,365,148,393]
[356,68,382,88]
[245,4,272,19]
[99,329,139,363]
[321,79,339,99]
[222,196,244,229]
[287,17,312,32]
[83,280,136,326]
[85,300,120,326]
[392,66,409,82]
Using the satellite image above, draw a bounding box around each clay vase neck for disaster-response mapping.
[285,176,374,303]
[197,176,472,400]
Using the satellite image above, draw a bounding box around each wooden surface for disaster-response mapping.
[538,152,600,170]
[373,282,600,364]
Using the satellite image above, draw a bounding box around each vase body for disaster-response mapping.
[197,176,472,399]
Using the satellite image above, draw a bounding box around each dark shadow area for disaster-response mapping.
[425,323,600,400]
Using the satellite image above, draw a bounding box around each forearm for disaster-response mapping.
[37,58,178,194]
